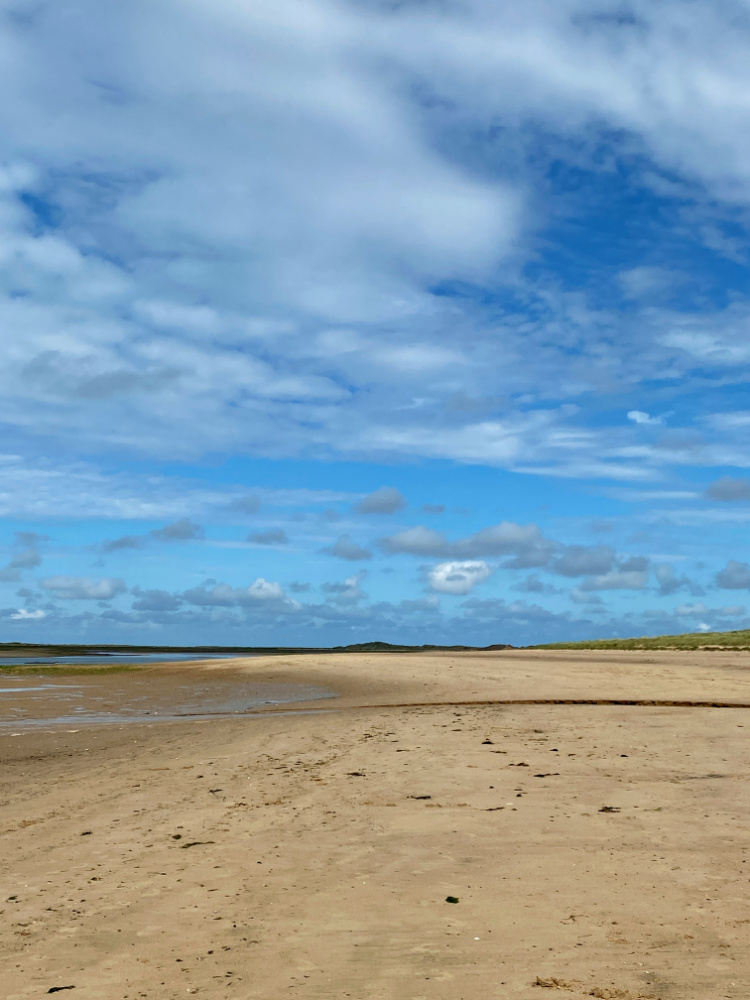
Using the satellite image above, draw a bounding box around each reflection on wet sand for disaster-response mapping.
[0,668,334,728]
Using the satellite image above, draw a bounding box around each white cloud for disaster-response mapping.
[182,578,291,606]
[662,330,750,366]
[41,576,127,600]
[379,522,646,582]
[619,266,681,300]
[379,520,555,566]
[10,608,46,620]
[246,578,286,601]
[627,411,662,426]
[0,457,353,520]
[674,603,708,617]
[654,563,702,597]
[2,0,750,488]
[321,572,368,606]
[428,560,492,595]
[704,412,750,431]
[552,545,615,577]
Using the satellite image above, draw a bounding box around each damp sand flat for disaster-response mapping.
[0,662,334,728]
[0,653,244,666]
[2,649,750,1000]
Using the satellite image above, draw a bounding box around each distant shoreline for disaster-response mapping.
[0,640,515,659]
[3,627,750,657]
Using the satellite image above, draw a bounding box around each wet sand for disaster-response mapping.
[0,664,334,728]
[2,649,750,999]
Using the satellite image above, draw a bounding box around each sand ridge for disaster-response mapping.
[2,649,750,999]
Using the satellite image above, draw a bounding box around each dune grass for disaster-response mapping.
[529,629,750,650]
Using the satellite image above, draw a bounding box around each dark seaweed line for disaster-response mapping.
[250,697,750,713]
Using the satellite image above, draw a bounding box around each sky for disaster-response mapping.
[2,0,750,647]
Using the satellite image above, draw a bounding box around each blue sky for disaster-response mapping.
[2,0,750,646]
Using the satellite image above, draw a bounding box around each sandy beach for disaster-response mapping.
[2,649,750,999]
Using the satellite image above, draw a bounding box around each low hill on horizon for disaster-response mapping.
[7,632,750,656]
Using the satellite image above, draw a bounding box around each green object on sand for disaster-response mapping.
[445,896,459,904]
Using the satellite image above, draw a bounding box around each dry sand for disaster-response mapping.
[2,649,750,1000]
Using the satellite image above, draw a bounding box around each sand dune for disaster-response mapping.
[2,649,750,999]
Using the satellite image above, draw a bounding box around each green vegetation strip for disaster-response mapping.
[529,629,750,651]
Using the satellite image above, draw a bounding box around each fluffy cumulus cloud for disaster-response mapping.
[627,411,662,427]
[577,557,650,592]
[354,487,407,515]
[182,578,291,608]
[428,560,493,595]
[11,608,46,620]
[654,564,703,597]
[7,560,750,646]
[131,587,183,613]
[0,531,45,582]
[670,602,747,623]
[379,522,649,584]
[321,572,367,606]
[551,545,615,578]
[247,579,287,601]
[716,561,750,590]
[321,535,372,561]
[379,521,556,567]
